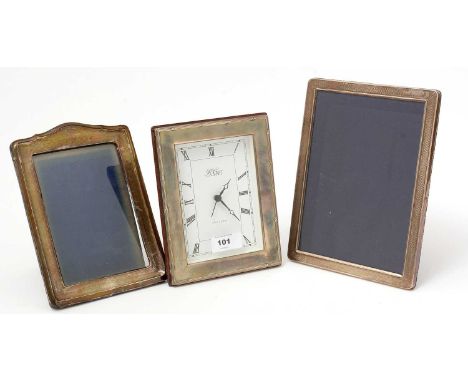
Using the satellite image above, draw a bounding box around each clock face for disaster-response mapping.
[175,135,264,264]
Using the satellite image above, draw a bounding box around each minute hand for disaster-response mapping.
[220,199,240,221]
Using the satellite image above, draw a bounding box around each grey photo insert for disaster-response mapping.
[299,90,426,274]
[33,144,146,285]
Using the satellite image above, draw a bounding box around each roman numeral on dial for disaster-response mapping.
[193,243,199,254]
[186,214,196,226]
[181,181,191,188]
[184,199,194,205]
[181,149,189,160]
[238,170,248,180]
[239,190,249,196]
[241,208,251,214]
[208,146,214,156]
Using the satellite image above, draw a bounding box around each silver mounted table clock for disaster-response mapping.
[152,113,282,285]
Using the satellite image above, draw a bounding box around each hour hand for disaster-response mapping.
[219,179,231,196]
[220,200,240,221]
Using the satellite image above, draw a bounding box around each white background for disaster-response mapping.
[1,1,467,381]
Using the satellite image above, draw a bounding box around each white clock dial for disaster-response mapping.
[175,135,264,263]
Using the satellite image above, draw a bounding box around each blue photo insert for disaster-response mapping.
[33,144,146,285]
[299,91,425,275]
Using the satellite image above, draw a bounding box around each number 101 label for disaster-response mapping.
[211,233,243,253]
